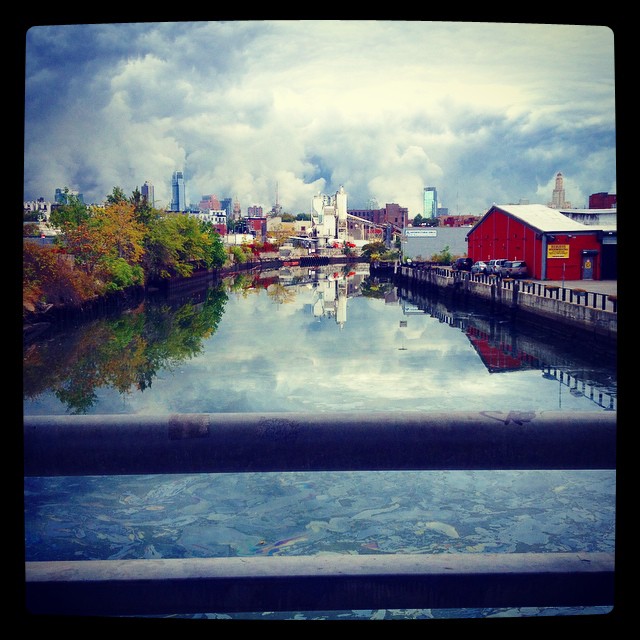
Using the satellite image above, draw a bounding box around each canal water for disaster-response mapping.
[23,264,617,621]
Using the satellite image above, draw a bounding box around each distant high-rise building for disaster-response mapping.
[198,194,221,211]
[423,187,437,219]
[54,188,84,205]
[220,197,233,217]
[548,172,571,209]
[170,171,186,212]
[247,205,264,217]
[141,181,155,207]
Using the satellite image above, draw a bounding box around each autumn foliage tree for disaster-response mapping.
[62,201,146,292]
[23,186,228,318]
[23,242,99,315]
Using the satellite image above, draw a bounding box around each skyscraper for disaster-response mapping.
[423,187,437,219]
[220,197,233,217]
[141,181,155,207]
[548,172,571,209]
[170,171,186,212]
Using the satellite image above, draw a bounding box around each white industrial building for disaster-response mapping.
[310,186,349,247]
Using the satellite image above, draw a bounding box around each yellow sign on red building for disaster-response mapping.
[547,244,570,258]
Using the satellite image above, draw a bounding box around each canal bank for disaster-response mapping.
[392,264,617,346]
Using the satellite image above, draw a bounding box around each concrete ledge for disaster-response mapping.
[24,411,616,476]
[25,552,615,615]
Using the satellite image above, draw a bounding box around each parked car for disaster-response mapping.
[451,257,473,271]
[486,259,508,275]
[499,260,528,278]
[471,261,488,274]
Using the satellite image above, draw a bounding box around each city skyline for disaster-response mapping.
[26,170,614,219]
[23,21,616,216]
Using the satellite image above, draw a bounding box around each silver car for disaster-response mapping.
[486,259,508,275]
[499,260,528,278]
[471,261,488,274]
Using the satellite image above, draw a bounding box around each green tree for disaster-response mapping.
[106,186,128,205]
[49,189,89,229]
[412,214,424,226]
[228,244,251,265]
[431,245,453,264]
[143,212,219,280]
[101,257,145,291]
[361,241,388,261]
[201,222,227,269]
[129,186,158,226]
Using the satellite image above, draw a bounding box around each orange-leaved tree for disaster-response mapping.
[23,242,99,316]
[62,201,146,292]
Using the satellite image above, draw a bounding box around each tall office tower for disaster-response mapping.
[423,187,437,219]
[141,181,155,207]
[548,172,571,209]
[170,171,186,212]
[220,197,233,217]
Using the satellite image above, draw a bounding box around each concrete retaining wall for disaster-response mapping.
[399,267,617,343]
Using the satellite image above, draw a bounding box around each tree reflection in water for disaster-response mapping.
[23,282,228,414]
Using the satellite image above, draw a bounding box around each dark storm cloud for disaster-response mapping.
[24,21,616,214]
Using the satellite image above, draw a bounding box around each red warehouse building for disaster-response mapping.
[466,204,617,281]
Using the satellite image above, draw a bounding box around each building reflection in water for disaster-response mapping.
[276,265,616,413]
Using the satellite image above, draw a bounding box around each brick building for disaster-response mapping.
[588,192,616,209]
[347,203,409,232]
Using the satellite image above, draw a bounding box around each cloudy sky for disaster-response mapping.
[23,20,616,216]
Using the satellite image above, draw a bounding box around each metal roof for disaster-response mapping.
[483,204,616,234]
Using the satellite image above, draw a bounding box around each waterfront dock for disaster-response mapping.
[390,263,617,344]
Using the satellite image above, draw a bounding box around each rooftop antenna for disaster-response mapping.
[273,181,281,215]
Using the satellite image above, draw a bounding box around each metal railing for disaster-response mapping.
[501,277,616,312]
[24,411,616,617]
[420,266,617,313]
